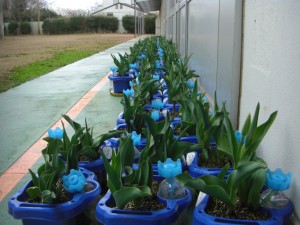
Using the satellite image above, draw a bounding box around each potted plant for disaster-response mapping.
[96,134,192,225]
[162,55,198,115]
[8,129,101,225]
[176,103,293,224]
[59,114,122,188]
[175,91,229,177]
[109,53,133,95]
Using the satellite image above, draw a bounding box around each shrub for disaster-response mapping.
[86,16,97,32]
[53,18,69,34]
[122,15,134,33]
[145,15,156,34]
[103,16,118,32]
[42,19,55,34]
[20,21,31,34]
[8,21,19,35]
[69,16,86,33]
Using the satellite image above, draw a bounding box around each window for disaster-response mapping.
[107,12,113,16]
[120,4,123,9]
[116,4,118,9]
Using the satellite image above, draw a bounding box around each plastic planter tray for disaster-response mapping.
[193,194,293,225]
[8,168,101,225]
[96,188,192,225]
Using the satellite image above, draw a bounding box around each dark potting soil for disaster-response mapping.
[206,198,269,221]
[123,181,165,211]
[198,154,231,168]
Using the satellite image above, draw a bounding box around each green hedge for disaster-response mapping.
[145,16,156,34]
[122,15,156,34]
[20,21,31,34]
[42,16,118,35]
[8,21,19,35]
[122,15,134,33]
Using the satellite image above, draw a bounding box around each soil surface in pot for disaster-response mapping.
[198,151,231,168]
[123,181,165,211]
[206,198,269,221]
[26,178,71,204]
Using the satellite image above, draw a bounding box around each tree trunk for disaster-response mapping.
[0,0,4,39]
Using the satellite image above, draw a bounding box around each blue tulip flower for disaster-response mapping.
[131,131,141,147]
[152,74,160,80]
[129,63,137,70]
[151,110,160,121]
[123,89,134,97]
[48,127,63,139]
[266,168,292,191]
[234,130,243,143]
[187,80,195,88]
[62,169,86,193]
[151,99,164,110]
[110,66,117,72]
[158,158,182,179]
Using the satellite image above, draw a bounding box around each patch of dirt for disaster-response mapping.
[206,198,270,221]
[0,33,134,90]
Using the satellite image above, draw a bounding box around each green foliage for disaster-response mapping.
[121,79,160,133]
[20,21,31,34]
[143,113,197,163]
[69,16,86,33]
[177,103,277,210]
[42,18,69,34]
[61,114,123,163]
[100,135,152,209]
[102,16,118,32]
[26,138,66,203]
[144,15,156,34]
[111,53,130,76]
[122,15,134,33]
[42,19,55,34]
[8,21,19,35]
[175,90,226,162]
[42,16,119,34]
[163,55,198,110]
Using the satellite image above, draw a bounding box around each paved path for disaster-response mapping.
[0,36,146,224]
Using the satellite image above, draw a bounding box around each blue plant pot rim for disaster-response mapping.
[78,157,105,171]
[194,194,293,225]
[96,188,192,225]
[108,74,133,81]
[8,167,101,221]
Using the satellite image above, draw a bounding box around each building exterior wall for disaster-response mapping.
[93,5,135,20]
[241,1,300,222]
[160,0,300,222]
[159,0,242,128]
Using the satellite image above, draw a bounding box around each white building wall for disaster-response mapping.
[94,5,135,20]
[241,1,300,222]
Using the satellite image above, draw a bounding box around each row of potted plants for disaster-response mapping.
[8,36,293,225]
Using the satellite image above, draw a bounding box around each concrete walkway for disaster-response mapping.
[0,36,146,224]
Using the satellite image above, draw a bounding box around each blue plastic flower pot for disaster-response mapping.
[8,168,101,225]
[78,158,105,172]
[187,152,232,178]
[116,112,125,126]
[96,188,192,225]
[108,74,133,94]
[193,194,293,225]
